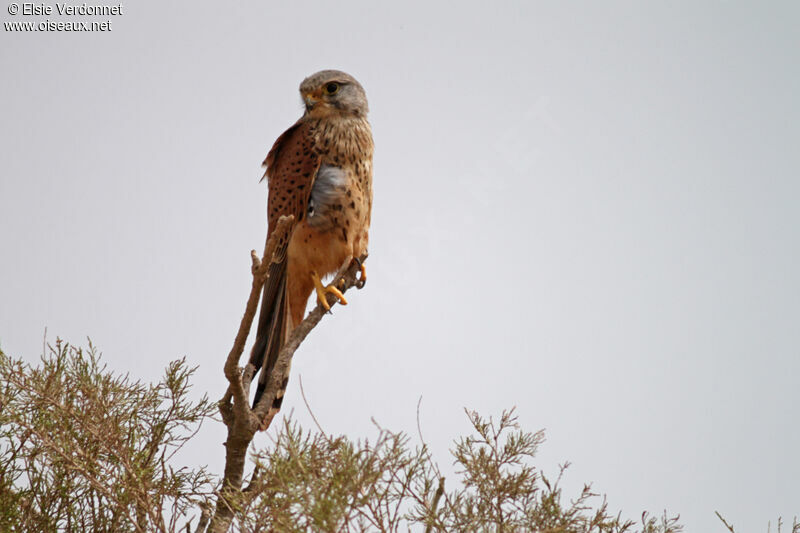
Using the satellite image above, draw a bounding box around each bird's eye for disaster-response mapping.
[325,82,339,95]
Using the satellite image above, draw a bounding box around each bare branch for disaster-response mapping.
[424,477,446,533]
[206,235,368,532]
[298,374,329,439]
[251,252,368,430]
[716,511,736,533]
[221,215,294,429]
[192,505,211,533]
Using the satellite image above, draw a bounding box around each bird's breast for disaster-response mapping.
[307,164,348,231]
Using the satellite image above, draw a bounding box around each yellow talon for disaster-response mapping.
[312,271,348,310]
[352,257,367,289]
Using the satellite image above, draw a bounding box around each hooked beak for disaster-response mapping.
[304,93,319,112]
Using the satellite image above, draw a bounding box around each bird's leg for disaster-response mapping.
[312,270,347,311]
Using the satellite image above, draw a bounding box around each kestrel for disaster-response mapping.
[248,70,374,422]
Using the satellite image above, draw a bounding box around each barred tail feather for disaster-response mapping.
[249,258,288,409]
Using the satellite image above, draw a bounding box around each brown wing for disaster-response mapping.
[265,120,321,236]
[249,120,321,408]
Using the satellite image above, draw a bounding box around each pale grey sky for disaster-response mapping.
[1,1,798,531]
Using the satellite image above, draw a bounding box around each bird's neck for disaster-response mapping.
[308,115,373,162]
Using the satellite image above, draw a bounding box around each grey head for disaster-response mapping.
[299,70,369,118]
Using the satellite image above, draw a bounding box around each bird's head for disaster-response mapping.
[299,70,369,118]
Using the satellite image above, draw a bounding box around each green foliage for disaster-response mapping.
[237,420,431,532]
[716,512,800,533]
[1,340,686,532]
[0,340,216,532]
[234,410,682,533]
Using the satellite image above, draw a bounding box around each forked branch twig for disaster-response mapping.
[206,215,367,532]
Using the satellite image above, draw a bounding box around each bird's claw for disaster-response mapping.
[312,271,348,311]
[353,257,367,289]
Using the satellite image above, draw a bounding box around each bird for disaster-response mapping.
[248,70,374,427]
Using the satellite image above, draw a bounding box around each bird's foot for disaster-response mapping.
[312,271,348,312]
[352,257,367,289]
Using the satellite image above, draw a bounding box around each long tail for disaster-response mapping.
[249,258,288,411]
